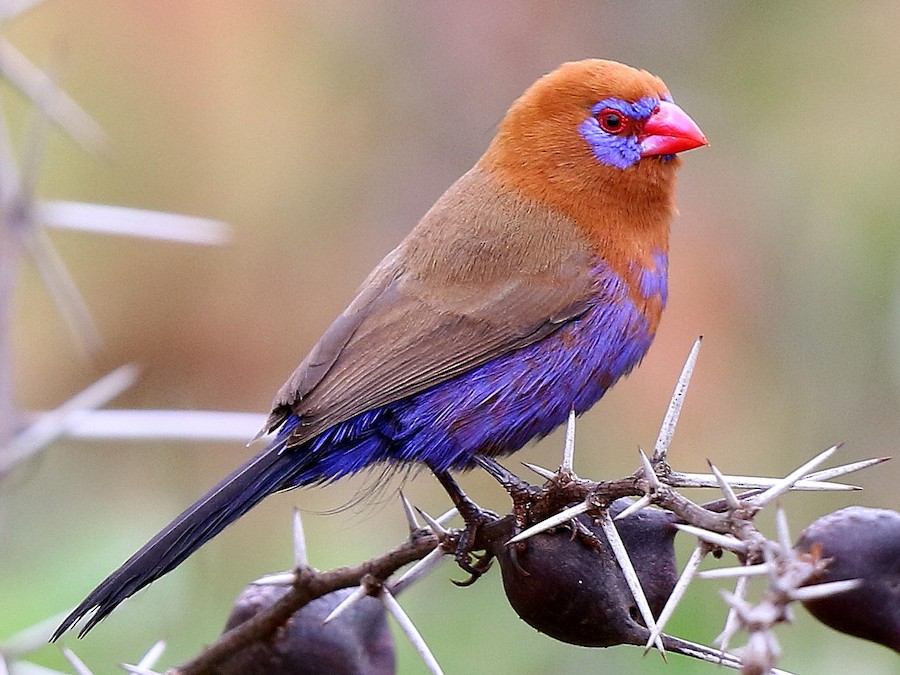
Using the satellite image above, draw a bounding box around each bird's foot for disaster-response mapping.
[429,467,499,585]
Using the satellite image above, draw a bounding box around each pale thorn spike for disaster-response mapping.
[644,544,707,652]
[415,508,448,537]
[322,584,369,624]
[0,657,8,675]
[716,574,749,655]
[293,509,308,568]
[803,456,890,482]
[62,648,94,675]
[790,579,862,603]
[561,407,576,472]
[775,506,792,555]
[24,228,104,356]
[389,546,449,596]
[614,495,652,521]
[506,500,590,544]
[399,492,421,533]
[674,523,749,555]
[639,448,661,489]
[0,364,138,475]
[708,460,741,510]
[750,445,840,507]
[521,461,556,481]
[698,457,884,508]
[39,201,230,245]
[0,38,107,150]
[435,507,458,527]
[119,665,161,675]
[136,641,166,670]
[652,336,701,464]
[698,564,773,580]
[251,571,295,586]
[598,510,665,657]
[660,634,795,674]
[380,588,444,675]
[670,472,854,492]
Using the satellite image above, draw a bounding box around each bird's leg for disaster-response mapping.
[429,466,497,584]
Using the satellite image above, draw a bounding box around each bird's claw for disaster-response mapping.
[451,517,496,586]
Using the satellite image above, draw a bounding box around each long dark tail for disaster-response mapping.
[52,443,315,639]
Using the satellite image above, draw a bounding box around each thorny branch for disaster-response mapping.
[172,532,441,675]
[158,338,888,675]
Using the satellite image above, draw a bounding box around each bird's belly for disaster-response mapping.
[390,293,655,471]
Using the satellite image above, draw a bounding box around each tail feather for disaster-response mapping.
[52,444,314,640]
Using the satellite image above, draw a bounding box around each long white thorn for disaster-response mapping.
[293,509,308,568]
[119,665,161,675]
[652,336,701,463]
[803,456,889,482]
[662,634,796,674]
[521,461,556,480]
[639,448,661,489]
[699,564,773,580]
[381,588,444,675]
[670,472,854,491]
[136,641,166,670]
[39,201,229,245]
[506,501,589,544]
[435,507,459,527]
[399,492,420,532]
[389,546,449,596]
[0,364,138,474]
[775,506,792,554]
[25,228,104,356]
[715,574,749,654]
[674,524,748,554]
[62,648,94,675]
[0,39,106,149]
[614,495,652,521]
[598,510,664,656]
[561,407,576,472]
[644,544,707,651]
[251,571,295,586]
[708,460,742,510]
[750,445,839,507]
[322,585,368,624]
[790,579,861,602]
[416,508,448,537]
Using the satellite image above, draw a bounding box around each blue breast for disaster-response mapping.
[281,259,663,484]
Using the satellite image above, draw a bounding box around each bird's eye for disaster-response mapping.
[596,108,627,134]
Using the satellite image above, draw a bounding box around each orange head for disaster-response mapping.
[479,59,705,281]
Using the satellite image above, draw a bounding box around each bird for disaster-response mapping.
[53,58,706,639]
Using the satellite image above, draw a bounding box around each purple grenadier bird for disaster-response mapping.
[54,58,706,638]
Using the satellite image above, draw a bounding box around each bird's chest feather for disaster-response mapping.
[393,257,667,470]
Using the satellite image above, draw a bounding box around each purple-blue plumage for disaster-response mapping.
[284,257,664,482]
[633,249,669,307]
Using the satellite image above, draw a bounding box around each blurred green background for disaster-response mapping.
[2,1,898,673]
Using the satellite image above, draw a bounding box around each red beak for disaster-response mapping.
[639,100,707,157]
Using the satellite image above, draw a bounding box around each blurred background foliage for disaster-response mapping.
[1,1,898,673]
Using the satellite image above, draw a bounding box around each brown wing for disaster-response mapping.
[265,168,599,446]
